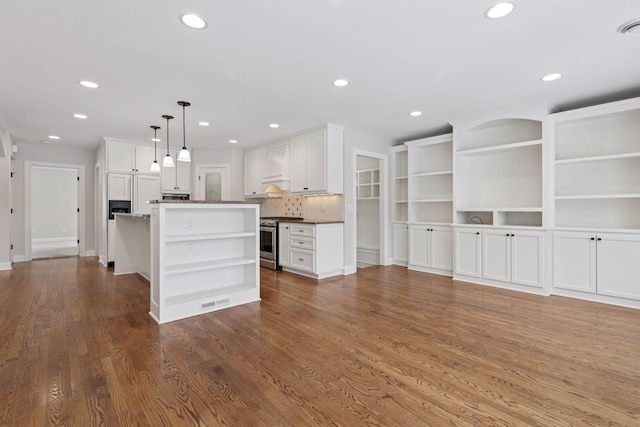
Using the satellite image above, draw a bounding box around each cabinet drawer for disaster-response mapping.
[290,248,315,272]
[290,236,315,251]
[289,224,315,238]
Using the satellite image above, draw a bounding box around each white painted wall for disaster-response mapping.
[31,167,77,240]
[11,143,95,259]
[343,128,394,275]
[192,147,244,200]
[0,125,12,269]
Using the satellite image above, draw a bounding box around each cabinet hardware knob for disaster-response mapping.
[590,237,595,240]
[597,238,602,241]
[299,242,304,244]
[304,187,309,190]
[511,234,515,237]
[299,258,304,261]
[506,233,510,236]
[476,232,480,235]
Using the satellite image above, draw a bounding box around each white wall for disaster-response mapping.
[192,147,244,200]
[11,143,96,259]
[343,128,394,274]
[31,167,78,240]
[0,125,12,269]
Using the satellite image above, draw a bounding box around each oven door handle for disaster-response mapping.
[260,226,276,233]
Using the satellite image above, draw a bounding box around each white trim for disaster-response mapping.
[32,237,77,243]
[0,262,12,270]
[25,161,86,262]
[12,255,26,263]
[194,164,231,201]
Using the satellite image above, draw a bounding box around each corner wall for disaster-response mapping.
[0,126,12,269]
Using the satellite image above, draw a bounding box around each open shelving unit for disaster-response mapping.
[391,145,409,265]
[150,202,260,324]
[356,168,380,199]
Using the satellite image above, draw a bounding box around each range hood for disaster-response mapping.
[261,145,290,191]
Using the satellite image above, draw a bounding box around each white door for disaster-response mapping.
[511,231,544,288]
[392,223,408,264]
[134,175,161,215]
[196,166,230,201]
[597,233,640,300]
[408,225,430,268]
[553,232,596,293]
[483,230,510,283]
[431,226,453,272]
[108,173,132,200]
[454,228,482,278]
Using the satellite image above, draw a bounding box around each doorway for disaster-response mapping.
[25,161,85,261]
[355,154,384,268]
[195,164,230,201]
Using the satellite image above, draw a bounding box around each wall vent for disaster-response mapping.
[201,298,230,310]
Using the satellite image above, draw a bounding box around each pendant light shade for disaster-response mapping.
[150,125,161,172]
[162,115,175,168]
[177,100,192,162]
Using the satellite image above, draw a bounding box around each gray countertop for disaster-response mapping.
[283,219,344,224]
[114,213,150,219]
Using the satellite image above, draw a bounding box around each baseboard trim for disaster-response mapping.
[12,255,26,263]
[32,237,78,243]
[0,262,12,270]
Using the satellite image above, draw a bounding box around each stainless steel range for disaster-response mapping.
[259,217,303,270]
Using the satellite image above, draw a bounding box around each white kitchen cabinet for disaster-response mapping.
[134,175,161,215]
[280,222,343,279]
[150,202,260,324]
[108,173,132,200]
[134,146,158,174]
[106,142,160,174]
[408,224,452,276]
[553,232,640,301]
[244,148,267,197]
[483,229,544,288]
[278,223,291,268]
[161,149,191,193]
[290,124,344,194]
[454,227,482,278]
[392,222,408,266]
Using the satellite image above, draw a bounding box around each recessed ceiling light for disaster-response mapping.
[48,135,60,140]
[332,79,349,87]
[73,113,88,119]
[180,13,207,29]
[485,2,515,19]
[541,73,563,82]
[409,111,423,117]
[41,140,51,144]
[269,123,279,128]
[151,138,161,142]
[229,139,238,144]
[198,121,210,127]
[79,80,99,89]
[618,18,640,34]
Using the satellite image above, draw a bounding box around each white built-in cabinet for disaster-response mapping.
[134,175,161,215]
[244,148,268,197]
[279,222,344,279]
[454,228,482,278]
[150,202,260,324]
[108,173,132,200]
[161,148,192,193]
[482,229,544,289]
[356,169,380,199]
[405,134,454,276]
[391,146,408,266]
[107,143,159,174]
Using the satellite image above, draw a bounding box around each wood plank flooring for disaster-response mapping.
[1,258,640,426]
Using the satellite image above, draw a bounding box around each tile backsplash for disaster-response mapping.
[259,193,342,221]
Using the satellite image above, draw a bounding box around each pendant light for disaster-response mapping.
[177,100,192,162]
[149,125,161,172]
[162,115,175,167]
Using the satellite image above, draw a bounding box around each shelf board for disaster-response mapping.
[410,170,453,178]
[456,207,543,212]
[165,231,256,243]
[412,198,453,203]
[357,197,380,200]
[165,257,256,275]
[165,283,256,306]
[457,139,542,156]
[555,152,640,165]
[394,200,408,203]
[394,175,408,180]
[555,194,640,200]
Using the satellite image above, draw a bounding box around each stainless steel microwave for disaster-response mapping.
[162,193,190,201]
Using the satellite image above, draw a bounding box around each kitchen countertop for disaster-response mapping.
[114,213,150,219]
[148,200,259,204]
[283,219,344,224]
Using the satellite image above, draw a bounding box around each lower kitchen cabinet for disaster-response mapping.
[454,227,482,278]
[279,222,343,279]
[408,224,452,276]
[392,222,408,266]
[553,231,640,301]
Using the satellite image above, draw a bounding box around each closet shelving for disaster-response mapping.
[391,145,408,265]
[356,168,380,199]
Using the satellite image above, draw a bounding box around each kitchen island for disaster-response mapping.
[113,213,151,279]
[148,201,260,324]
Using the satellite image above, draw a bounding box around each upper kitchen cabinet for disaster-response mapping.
[244,148,268,197]
[161,148,191,193]
[290,124,344,194]
[105,140,160,174]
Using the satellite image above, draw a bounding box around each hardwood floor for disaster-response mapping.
[1,258,640,426]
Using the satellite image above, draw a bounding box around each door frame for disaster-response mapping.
[195,163,230,201]
[24,161,85,261]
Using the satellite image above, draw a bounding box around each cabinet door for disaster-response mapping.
[161,149,178,191]
[483,230,510,283]
[279,223,291,267]
[511,231,544,288]
[244,149,267,196]
[108,173,132,200]
[454,228,482,278]
[597,234,640,300]
[176,155,191,191]
[289,136,308,192]
[134,175,161,215]
[107,144,135,173]
[553,232,596,293]
[304,130,326,192]
[135,146,159,174]
[408,225,430,267]
[392,223,408,263]
[431,226,453,272]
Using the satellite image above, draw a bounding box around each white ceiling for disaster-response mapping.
[1,0,639,151]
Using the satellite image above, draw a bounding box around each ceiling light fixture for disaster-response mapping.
[41,140,51,144]
[79,80,99,89]
[485,2,515,19]
[229,139,238,144]
[177,101,192,162]
[409,111,423,117]
[48,135,60,140]
[198,121,210,126]
[180,13,207,29]
[162,115,175,168]
[618,18,640,34]
[150,125,161,173]
[73,113,87,119]
[269,123,280,128]
[333,79,349,87]
[541,73,563,82]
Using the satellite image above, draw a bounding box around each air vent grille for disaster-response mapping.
[201,298,230,310]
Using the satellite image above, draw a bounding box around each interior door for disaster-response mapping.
[197,166,229,201]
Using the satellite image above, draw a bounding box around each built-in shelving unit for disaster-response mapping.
[356,168,380,199]
[150,202,260,324]
[391,145,408,265]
